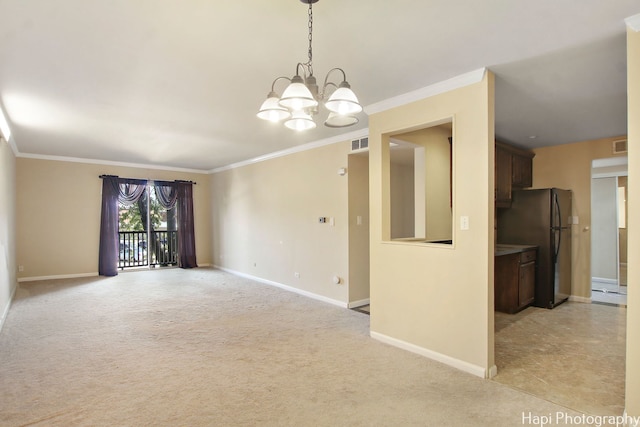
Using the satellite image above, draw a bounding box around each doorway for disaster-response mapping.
[347,151,370,310]
[118,184,178,269]
[591,157,628,305]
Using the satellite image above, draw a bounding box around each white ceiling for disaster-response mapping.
[0,1,638,172]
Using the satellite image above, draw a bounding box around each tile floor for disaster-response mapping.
[494,302,626,416]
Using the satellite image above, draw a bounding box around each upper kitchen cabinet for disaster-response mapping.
[495,142,535,208]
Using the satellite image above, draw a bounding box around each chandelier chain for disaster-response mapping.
[306,2,313,73]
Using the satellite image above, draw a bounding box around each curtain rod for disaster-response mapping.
[98,175,196,185]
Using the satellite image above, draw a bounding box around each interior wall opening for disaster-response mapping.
[385,120,453,244]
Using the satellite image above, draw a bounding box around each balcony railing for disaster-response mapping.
[119,230,178,269]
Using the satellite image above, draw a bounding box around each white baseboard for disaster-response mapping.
[17,272,98,283]
[348,298,370,308]
[214,265,348,308]
[592,276,618,285]
[370,330,494,379]
[0,283,17,333]
[569,295,592,304]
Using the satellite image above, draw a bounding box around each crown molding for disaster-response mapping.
[1,136,19,157]
[364,68,487,115]
[626,14,640,32]
[17,152,210,174]
[209,128,369,173]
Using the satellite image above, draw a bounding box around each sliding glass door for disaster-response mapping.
[118,185,178,269]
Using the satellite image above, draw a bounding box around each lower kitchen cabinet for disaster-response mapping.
[495,249,537,313]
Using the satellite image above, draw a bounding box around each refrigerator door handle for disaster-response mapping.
[553,193,561,263]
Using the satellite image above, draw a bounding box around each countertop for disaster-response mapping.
[495,244,538,256]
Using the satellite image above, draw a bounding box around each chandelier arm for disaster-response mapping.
[295,63,312,80]
[321,68,347,96]
[270,76,292,92]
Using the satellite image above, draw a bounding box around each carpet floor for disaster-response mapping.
[1,268,590,426]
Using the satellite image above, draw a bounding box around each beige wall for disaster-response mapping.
[210,142,350,305]
[532,136,627,299]
[368,72,495,376]
[0,139,16,329]
[348,153,370,304]
[389,161,415,238]
[626,23,640,417]
[15,158,211,279]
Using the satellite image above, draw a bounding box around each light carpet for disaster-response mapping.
[1,268,589,426]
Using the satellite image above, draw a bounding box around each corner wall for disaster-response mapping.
[626,21,640,418]
[15,158,212,280]
[532,136,627,300]
[0,139,16,330]
[210,142,350,306]
[368,71,495,377]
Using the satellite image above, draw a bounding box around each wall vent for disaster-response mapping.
[612,139,627,154]
[351,137,369,151]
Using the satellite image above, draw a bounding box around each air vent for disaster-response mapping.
[351,137,369,151]
[612,139,627,154]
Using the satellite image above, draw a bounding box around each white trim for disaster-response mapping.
[370,330,492,378]
[0,283,17,333]
[592,276,618,285]
[364,68,486,115]
[214,265,348,308]
[18,272,98,283]
[16,152,210,174]
[569,295,592,304]
[348,298,370,309]
[197,263,213,268]
[209,128,369,174]
[592,156,628,168]
[626,14,640,32]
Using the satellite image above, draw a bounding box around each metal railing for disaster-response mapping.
[119,230,178,269]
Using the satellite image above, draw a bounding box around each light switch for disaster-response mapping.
[460,216,469,230]
[572,216,579,225]
[356,215,363,225]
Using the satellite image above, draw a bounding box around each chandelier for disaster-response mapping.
[257,0,363,131]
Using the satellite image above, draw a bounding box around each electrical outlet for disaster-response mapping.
[18,265,24,272]
[294,272,300,278]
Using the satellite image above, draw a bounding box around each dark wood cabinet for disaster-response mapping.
[495,249,537,313]
[512,151,533,188]
[495,142,534,207]
[495,145,512,207]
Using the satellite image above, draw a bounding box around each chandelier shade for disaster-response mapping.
[257,91,292,122]
[325,82,362,115]
[257,0,363,131]
[279,75,318,111]
[284,110,317,131]
[324,112,359,128]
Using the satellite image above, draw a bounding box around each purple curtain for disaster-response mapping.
[98,177,148,276]
[98,176,120,276]
[99,177,196,274]
[177,181,197,268]
[153,183,178,209]
[118,182,147,206]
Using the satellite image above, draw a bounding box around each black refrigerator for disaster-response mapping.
[497,188,572,308]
